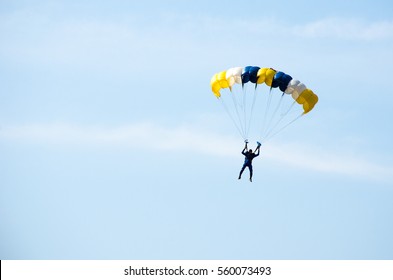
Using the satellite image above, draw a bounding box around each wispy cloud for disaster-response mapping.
[292,18,393,40]
[0,122,237,156]
[264,143,393,182]
[2,12,392,69]
[1,122,392,183]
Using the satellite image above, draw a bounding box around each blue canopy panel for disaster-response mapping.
[272,71,293,92]
[241,66,260,85]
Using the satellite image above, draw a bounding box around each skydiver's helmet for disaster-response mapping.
[249,149,253,153]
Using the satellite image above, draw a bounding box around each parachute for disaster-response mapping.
[210,66,318,142]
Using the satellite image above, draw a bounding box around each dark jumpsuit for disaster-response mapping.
[239,148,259,180]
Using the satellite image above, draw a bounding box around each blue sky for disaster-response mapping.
[1,0,393,259]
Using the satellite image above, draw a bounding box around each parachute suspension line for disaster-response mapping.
[260,89,274,140]
[263,93,285,138]
[229,88,246,138]
[282,99,298,116]
[246,86,258,138]
[242,83,248,139]
[264,113,304,142]
[264,99,298,139]
[264,98,296,140]
[220,98,246,140]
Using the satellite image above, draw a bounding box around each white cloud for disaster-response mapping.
[292,18,393,40]
[0,122,238,156]
[1,122,392,183]
[166,14,393,41]
[3,12,392,70]
[264,143,393,182]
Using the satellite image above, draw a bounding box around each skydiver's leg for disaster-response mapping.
[249,164,253,182]
[238,164,246,179]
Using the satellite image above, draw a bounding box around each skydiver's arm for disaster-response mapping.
[242,147,247,155]
[242,143,248,154]
[254,146,260,156]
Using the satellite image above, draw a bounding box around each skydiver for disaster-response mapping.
[238,140,261,182]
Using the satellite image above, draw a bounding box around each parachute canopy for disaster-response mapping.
[210,66,318,141]
[211,67,318,114]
